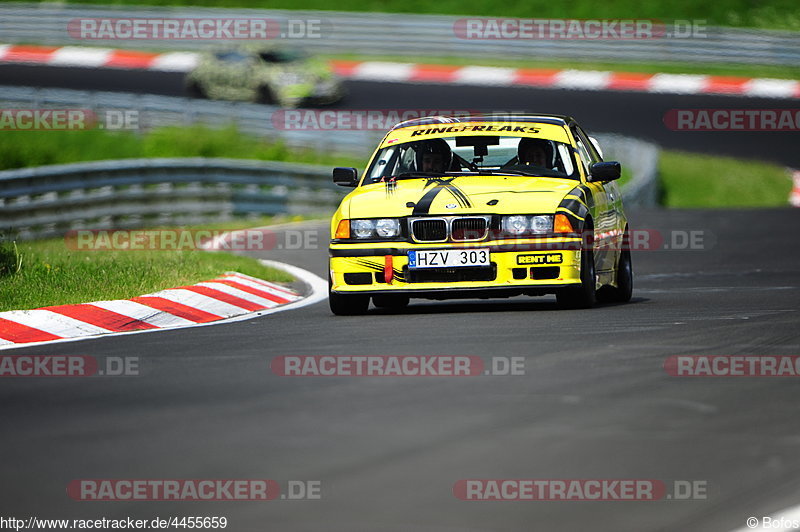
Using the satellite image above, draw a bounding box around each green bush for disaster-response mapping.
[0,124,362,171]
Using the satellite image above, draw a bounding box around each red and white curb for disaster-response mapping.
[0,44,198,72]
[1,43,798,99]
[0,263,327,350]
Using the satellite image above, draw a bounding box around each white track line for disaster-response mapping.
[259,259,328,309]
[0,260,327,351]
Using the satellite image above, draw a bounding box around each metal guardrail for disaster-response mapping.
[0,85,381,156]
[1,3,798,66]
[597,135,660,208]
[0,158,347,239]
[0,139,659,240]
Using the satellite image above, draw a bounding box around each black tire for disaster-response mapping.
[257,85,276,105]
[186,80,206,99]
[556,225,597,309]
[598,248,633,303]
[329,290,369,315]
[372,294,410,310]
[328,276,369,316]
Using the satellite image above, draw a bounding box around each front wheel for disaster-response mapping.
[556,247,597,310]
[186,80,206,99]
[257,85,276,105]
[329,276,369,316]
[598,248,633,303]
[329,291,369,315]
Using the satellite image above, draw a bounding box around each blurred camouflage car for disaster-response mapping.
[186,45,343,107]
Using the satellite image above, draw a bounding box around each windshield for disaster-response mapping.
[364,135,578,184]
[259,48,309,63]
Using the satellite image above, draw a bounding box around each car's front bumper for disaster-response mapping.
[330,238,583,298]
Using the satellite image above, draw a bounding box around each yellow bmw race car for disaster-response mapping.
[328,114,632,315]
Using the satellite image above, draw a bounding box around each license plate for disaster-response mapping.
[408,249,490,269]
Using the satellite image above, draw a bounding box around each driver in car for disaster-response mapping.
[517,138,554,169]
[416,139,453,173]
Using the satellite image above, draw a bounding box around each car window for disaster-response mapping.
[259,49,307,64]
[572,125,602,163]
[364,135,579,183]
[258,52,279,63]
[213,51,251,63]
[571,130,594,177]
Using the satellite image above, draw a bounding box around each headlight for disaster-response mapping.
[375,218,400,238]
[502,215,528,235]
[351,219,375,238]
[350,219,401,239]
[530,215,553,234]
[501,215,554,236]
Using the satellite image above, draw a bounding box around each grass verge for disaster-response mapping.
[658,150,792,207]
[0,227,295,312]
[0,124,364,171]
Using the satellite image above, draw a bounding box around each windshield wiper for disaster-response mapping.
[478,169,540,176]
[391,172,451,180]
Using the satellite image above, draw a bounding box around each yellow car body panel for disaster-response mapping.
[328,115,629,307]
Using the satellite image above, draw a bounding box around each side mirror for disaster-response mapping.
[589,161,621,182]
[333,167,358,187]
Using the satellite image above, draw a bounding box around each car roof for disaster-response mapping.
[389,113,575,131]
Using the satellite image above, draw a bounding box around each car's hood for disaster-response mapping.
[343,175,578,218]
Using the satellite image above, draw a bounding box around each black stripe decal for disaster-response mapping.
[412,177,472,215]
[578,185,594,209]
[559,199,588,219]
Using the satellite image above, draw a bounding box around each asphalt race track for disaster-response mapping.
[1,63,799,167]
[2,208,799,531]
[2,59,800,531]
